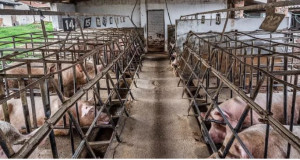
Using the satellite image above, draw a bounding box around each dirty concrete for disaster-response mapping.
[107,53,210,158]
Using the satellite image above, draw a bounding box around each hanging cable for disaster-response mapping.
[129,0,140,35]
[165,0,172,26]
[131,0,139,23]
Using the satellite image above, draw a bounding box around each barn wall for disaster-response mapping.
[175,17,290,51]
[140,0,227,50]
[0,3,51,27]
[0,4,14,26]
[76,0,140,28]
[14,4,35,25]
[51,3,76,30]
[15,3,52,25]
[75,0,227,51]
[0,15,12,26]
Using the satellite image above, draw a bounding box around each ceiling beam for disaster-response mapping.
[0,9,129,17]
[181,0,300,19]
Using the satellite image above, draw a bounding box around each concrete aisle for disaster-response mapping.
[107,53,210,158]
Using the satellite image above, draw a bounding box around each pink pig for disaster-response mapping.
[205,92,300,144]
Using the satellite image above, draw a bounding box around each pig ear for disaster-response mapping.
[235,144,249,158]
[76,64,83,72]
[219,109,230,119]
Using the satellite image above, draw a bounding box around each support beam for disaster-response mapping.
[180,0,300,19]
[0,9,129,17]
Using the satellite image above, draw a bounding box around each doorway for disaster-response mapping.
[147,10,165,52]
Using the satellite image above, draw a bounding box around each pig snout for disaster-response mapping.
[209,125,226,144]
[208,109,230,144]
[98,113,110,125]
[200,111,226,144]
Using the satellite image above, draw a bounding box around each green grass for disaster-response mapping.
[0,22,53,49]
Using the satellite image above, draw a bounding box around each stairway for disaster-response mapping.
[106,53,210,158]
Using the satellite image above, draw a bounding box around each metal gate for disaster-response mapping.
[0,28,145,158]
[176,30,300,158]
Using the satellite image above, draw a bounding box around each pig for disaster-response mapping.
[0,95,110,135]
[222,124,300,158]
[0,121,42,158]
[49,62,105,97]
[206,92,300,144]
[6,62,104,97]
[6,62,54,89]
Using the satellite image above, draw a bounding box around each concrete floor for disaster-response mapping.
[107,53,210,158]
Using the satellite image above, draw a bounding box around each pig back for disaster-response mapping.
[229,124,300,158]
[5,62,53,89]
[0,96,62,131]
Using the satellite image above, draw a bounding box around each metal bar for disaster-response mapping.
[39,80,59,158]
[49,77,97,158]
[18,78,32,133]
[11,30,143,158]
[180,0,300,19]
[27,63,37,128]
[186,37,300,155]
[0,128,14,158]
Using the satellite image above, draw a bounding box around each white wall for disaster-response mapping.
[140,0,227,50]
[0,15,13,26]
[175,17,290,51]
[14,3,35,25]
[76,0,140,28]
[0,4,13,26]
[0,3,52,26]
[15,3,52,25]
[75,0,227,51]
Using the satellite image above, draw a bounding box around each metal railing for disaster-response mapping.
[175,30,300,158]
[0,27,145,158]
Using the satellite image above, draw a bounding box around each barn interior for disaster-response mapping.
[0,0,300,159]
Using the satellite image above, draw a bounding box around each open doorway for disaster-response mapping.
[147,10,165,52]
